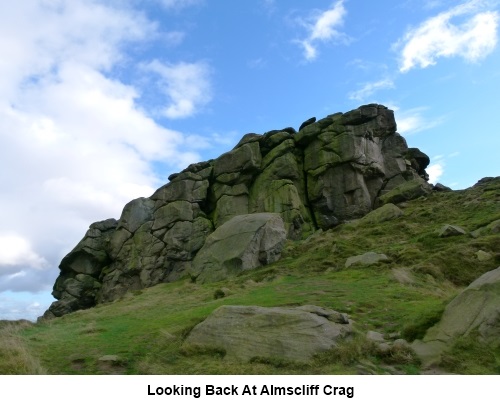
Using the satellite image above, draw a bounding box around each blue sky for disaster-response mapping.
[0,0,499,320]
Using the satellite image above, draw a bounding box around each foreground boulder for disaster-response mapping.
[412,267,500,368]
[44,104,432,318]
[191,213,287,283]
[183,305,352,362]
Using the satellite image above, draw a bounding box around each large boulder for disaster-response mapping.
[191,213,287,283]
[412,267,500,367]
[183,305,352,362]
[424,267,500,344]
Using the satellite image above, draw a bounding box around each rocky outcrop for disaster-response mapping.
[44,104,431,318]
[182,305,352,362]
[46,219,117,317]
[412,267,500,368]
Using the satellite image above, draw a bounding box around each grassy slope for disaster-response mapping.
[12,178,500,374]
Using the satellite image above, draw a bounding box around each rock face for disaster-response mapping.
[47,219,118,317]
[191,213,287,283]
[183,305,352,362]
[44,104,431,318]
[412,267,500,368]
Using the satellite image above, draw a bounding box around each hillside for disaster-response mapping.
[5,175,500,375]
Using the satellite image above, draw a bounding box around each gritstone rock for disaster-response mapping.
[412,267,500,368]
[438,224,467,237]
[345,252,390,268]
[182,305,352,362]
[191,213,287,283]
[433,183,452,192]
[470,219,500,238]
[355,203,403,225]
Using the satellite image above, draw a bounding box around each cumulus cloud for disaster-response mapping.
[0,236,48,270]
[141,60,212,119]
[427,154,447,184]
[0,0,212,308]
[296,0,348,61]
[348,79,395,102]
[396,0,499,72]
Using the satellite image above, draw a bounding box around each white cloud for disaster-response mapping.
[390,106,445,134]
[299,40,319,60]
[427,162,445,184]
[396,0,499,72]
[142,60,212,119]
[348,79,395,102]
[0,236,48,270]
[397,113,423,134]
[310,1,346,41]
[296,1,348,61]
[0,0,154,89]
[418,151,452,185]
[0,0,213,306]
[428,153,448,184]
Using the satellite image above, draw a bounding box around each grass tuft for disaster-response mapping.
[0,322,46,374]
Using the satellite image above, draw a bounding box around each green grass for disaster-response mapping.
[440,333,500,374]
[0,321,46,374]
[11,177,500,375]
